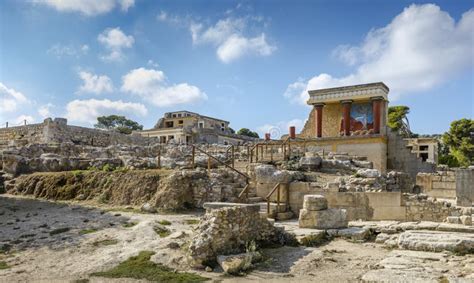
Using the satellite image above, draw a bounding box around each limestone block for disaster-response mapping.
[299,208,348,229]
[299,156,322,171]
[302,195,328,211]
[432,181,456,190]
[397,230,474,254]
[446,216,460,224]
[217,252,261,275]
[356,169,381,178]
[460,215,472,226]
[352,160,373,169]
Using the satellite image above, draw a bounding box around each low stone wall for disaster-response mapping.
[416,171,456,199]
[258,181,461,222]
[404,194,459,222]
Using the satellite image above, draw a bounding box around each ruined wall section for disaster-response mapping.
[387,130,435,180]
[416,171,456,199]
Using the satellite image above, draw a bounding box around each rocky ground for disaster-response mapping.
[1,194,473,282]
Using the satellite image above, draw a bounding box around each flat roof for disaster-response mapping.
[308,82,389,96]
[164,110,229,124]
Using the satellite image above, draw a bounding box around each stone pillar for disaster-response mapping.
[371,97,383,134]
[314,104,324,138]
[456,168,474,207]
[341,100,352,136]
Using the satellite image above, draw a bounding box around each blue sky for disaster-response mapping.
[0,0,473,137]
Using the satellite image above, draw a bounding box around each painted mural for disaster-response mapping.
[340,102,374,132]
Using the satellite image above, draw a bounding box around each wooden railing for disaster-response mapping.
[237,183,251,201]
[190,145,250,181]
[266,183,282,215]
[248,137,293,164]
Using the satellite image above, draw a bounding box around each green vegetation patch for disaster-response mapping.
[0,261,9,270]
[92,239,119,247]
[122,222,138,228]
[79,228,99,235]
[158,220,172,225]
[90,251,207,282]
[49,227,70,236]
[153,226,171,238]
[184,219,199,225]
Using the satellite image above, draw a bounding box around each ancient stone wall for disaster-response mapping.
[404,194,461,222]
[260,181,459,222]
[416,171,456,199]
[0,118,153,150]
[387,130,435,180]
[300,104,343,138]
[0,123,47,148]
[456,168,474,206]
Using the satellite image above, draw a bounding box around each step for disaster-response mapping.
[257,202,288,213]
[247,196,264,203]
[276,211,294,221]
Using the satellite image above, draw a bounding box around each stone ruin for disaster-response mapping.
[187,203,295,272]
[299,195,347,229]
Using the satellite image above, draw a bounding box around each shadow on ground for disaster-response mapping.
[0,195,130,252]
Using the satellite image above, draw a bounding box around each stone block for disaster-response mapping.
[302,195,328,211]
[432,181,456,190]
[460,215,472,226]
[299,208,348,229]
[446,216,460,224]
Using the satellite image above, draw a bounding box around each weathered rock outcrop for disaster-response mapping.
[10,168,246,210]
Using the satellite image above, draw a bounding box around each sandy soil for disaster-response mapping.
[1,195,472,283]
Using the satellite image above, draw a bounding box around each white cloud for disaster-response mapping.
[0,82,29,115]
[47,43,89,58]
[38,103,54,118]
[98,27,134,61]
[119,0,135,12]
[66,99,147,124]
[257,119,306,139]
[190,17,276,63]
[157,11,185,25]
[121,67,207,107]
[285,4,474,104]
[33,0,134,16]
[77,71,114,95]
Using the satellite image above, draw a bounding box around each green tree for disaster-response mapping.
[95,115,143,135]
[441,118,474,167]
[388,106,412,137]
[237,128,259,138]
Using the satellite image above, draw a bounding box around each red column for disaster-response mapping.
[341,101,352,136]
[289,126,296,139]
[314,104,324,138]
[371,98,383,134]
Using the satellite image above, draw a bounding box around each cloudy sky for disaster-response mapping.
[0,0,472,137]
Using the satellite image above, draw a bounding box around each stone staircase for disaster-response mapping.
[239,186,294,220]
